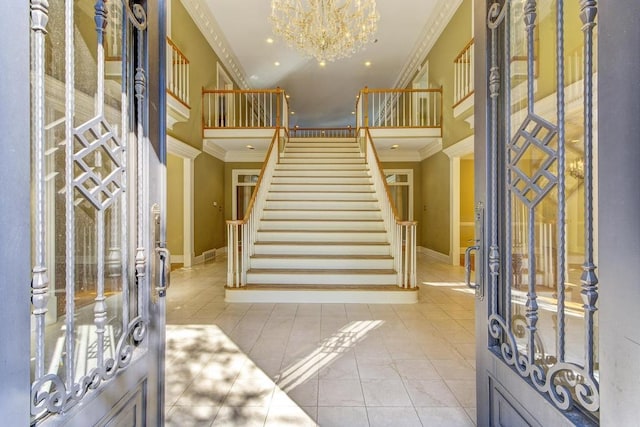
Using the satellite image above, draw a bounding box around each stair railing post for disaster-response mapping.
[363,86,369,128]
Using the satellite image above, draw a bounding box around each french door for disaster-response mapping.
[27,0,168,425]
[473,0,600,425]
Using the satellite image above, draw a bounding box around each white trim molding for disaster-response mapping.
[394,0,464,90]
[443,134,474,158]
[168,135,201,159]
[419,139,443,160]
[202,140,227,161]
[444,134,474,266]
[167,136,200,268]
[180,0,250,90]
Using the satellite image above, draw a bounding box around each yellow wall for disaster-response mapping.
[193,154,226,253]
[460,158,475,248]
[167,0,239,255]
[412,0,473,256]
[420,152,451,254]
[167,154,184,255]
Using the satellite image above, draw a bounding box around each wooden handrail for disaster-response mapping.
[289,127,356,137]
[227,128,280,226]
[166,37,190,65]
[454,38,475,63]
[202,88,284,95]
[363,88,443,94]
[365,128,416,226]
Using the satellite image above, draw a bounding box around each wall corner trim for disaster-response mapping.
[419,139,443,160]
[443,134,474,159]
[168,135,201,159]
[393,0,464,90]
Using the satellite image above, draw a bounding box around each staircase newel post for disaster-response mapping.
[363,86,369,128]
[276,86,282,128]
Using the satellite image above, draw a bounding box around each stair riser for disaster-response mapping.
[262,210,382,220]
[287,137,357,147]
[285,148,361,153]
[282,152,362,158]
[250,258,395,270]
[272,177,372,184]
[253,244,391,256]
[265,200,380,210]
[268,192,376,201]
[286,142,358,148]
[259,220,385,231]
[270,184,373,192]
[246,273,397,286]
[256,231,388,242]
[274,170,369,177]
[276,163,367,171]
[279,158,365,164]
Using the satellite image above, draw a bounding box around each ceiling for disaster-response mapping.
[185,0,456,128]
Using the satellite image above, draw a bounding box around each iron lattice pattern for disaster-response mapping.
[508,113,558,208]
[73,115,123,211]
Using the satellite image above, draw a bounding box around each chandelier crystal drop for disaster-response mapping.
[270,0,380,62]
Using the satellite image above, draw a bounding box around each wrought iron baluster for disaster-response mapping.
[556,0,567,363]
[579,0,598,376]
[64,0,77,391]
[134,22,147,320]
[93,0,108,370]
[30,0,51,383]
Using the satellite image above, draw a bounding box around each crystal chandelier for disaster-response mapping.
[270,0,380,62]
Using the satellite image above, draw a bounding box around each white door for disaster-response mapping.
[472,1,600,425]
[28,1,169,425]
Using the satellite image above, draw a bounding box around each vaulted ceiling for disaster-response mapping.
[180,0,462,128]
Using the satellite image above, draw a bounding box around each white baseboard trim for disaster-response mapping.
[225,287,418,304]
[171,255,184,263]
[193,247,224,265]
[419,246,451,264]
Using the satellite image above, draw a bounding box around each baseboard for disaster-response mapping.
[171,255,184,263]
[193,247,224,265]
[225,286,418,304]
[419,246,450,264]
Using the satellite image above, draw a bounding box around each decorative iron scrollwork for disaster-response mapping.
[31,317,147,418]
[487,1,507,29]
[122,0,147,31]
[488,313,600,412]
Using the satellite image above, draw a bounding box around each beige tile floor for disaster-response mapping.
[165,253,477,426]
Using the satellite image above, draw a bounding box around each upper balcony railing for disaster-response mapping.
[166,38,190,108]
[453,38,474,108]
[356,87,443,131]
[289,127,356,138]
[202,88,288,130]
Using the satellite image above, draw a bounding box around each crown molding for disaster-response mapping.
[180,0,251,90]
[202,140,227,161]
[443,134,474,158]
[167,135,201,160]
[394,0,464,90]
[419,139,443,160]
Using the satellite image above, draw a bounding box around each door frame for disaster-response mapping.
[0,1,31,422]
[232,169,260,220]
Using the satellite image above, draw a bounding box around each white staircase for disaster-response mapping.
[225,138,417,303]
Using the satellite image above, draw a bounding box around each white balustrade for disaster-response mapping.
[227,129,282,287]
[166,38,190,108]
[362,129,417,288]
[359,87,442,129]
[453,38,474,107]
[203,89,286,129]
